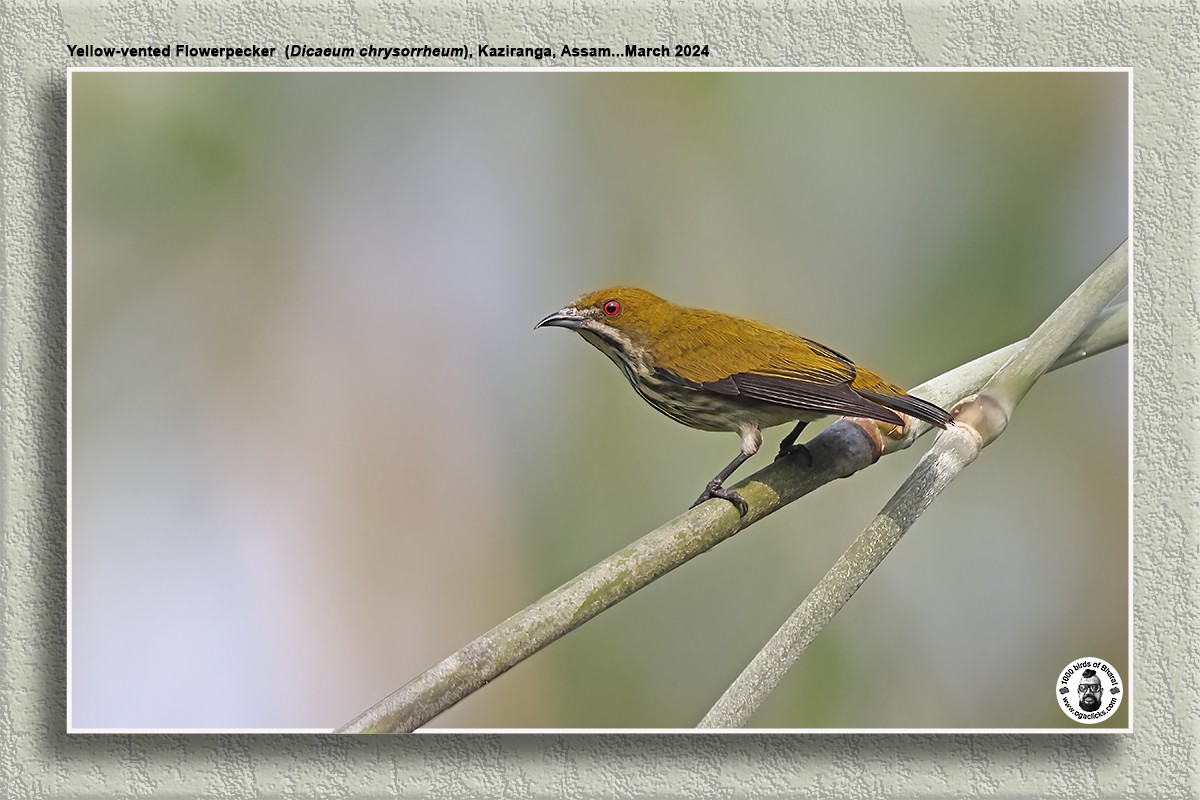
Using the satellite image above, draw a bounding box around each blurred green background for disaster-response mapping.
[70,71,1129,730]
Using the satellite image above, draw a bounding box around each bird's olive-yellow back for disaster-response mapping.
[572,286,905,396]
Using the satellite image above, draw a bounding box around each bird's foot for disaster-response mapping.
[691,481,749,517]
[774,442,813,466]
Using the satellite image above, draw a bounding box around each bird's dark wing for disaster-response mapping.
[728,371,905,424]
[728,336,903,423]
[653,366,906,425]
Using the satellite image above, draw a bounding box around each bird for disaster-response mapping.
[536,286,954,516]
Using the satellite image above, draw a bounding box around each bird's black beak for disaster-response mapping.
[535,308,584,330]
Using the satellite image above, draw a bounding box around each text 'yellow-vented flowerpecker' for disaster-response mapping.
[537,287,953,516]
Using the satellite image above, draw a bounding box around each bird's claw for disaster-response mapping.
[774,443,813,466]
[691,481,749,517]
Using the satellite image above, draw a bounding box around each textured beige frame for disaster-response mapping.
[5,3,1194,797]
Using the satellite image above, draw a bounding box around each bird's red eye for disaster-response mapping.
[602,300,622,317]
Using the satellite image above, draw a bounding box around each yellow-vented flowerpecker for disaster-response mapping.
[536,287,953,516]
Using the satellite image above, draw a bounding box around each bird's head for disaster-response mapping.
[536,286,670,372]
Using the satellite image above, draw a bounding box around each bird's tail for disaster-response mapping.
[857,388,955,429]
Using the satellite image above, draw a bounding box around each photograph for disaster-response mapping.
[68,69,1129,731]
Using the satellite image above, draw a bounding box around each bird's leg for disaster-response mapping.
[774,421,813,465]
[691,427,761,517]
[692,451,753,515]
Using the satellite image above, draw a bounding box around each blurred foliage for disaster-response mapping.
[71,72,1128,730]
